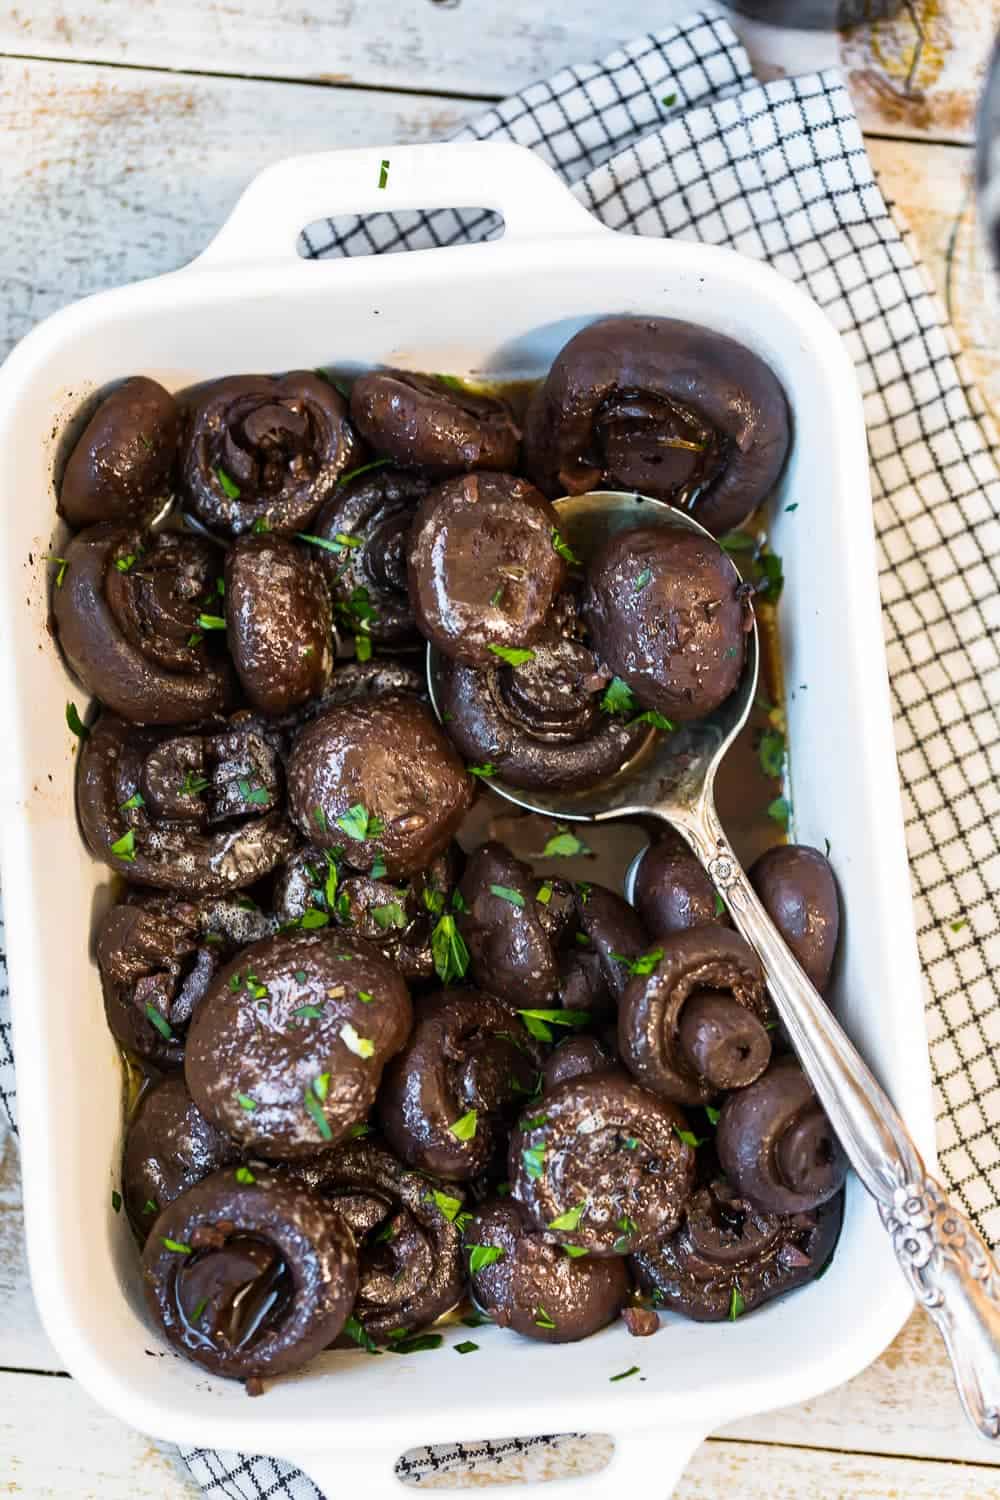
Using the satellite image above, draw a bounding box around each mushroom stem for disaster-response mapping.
[774,1102,842,1202]
[677,989,771,1091]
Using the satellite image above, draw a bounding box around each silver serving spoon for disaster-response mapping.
[427,489,1000,1440]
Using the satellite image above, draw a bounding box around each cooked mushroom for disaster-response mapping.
[630,1176,843,1321]
[457,843,563,1009]
[521,316,790,536]
[543,1035,616,1092]
[59,377,179,530]
[224,536,333,714]
[286,695,472,878]
[463,1196,628,1343]
[143,1169,358,1380]
[560,881,647,1022]
[52,524,232,725]
[306,466,430,646]
[378,990,544,1181]
[185,929,412,1159]
[178,372,361,537]
[408,472,566,666]
[77,713,296,895]
[508,1071,697,1255]
[749,845,840,993]
[437,633,651,792]
[715,1056,848,1214]
[618,927,772,1105]
[349,370,520,475]
[583,526,751,722]
[633,837,719,935]
[97,892,276,1066]
[289,1138,465,1340]
[122,1074,240,1241]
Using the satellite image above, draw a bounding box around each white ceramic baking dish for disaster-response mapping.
[0,142,935,1497]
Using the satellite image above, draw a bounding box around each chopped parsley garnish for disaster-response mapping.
[449,1108,478,1141]
[611,947,664,977]
[388,1333,442,1354]
[191,1298,209,1322]
[729,1284,746,1321]
[314,804,328,833]
[293,1004,324,1020]
[551,528,581,566]
[358,990,374,1004]
[629,709,675,731]
[236,1094,257,1112]
[563,1244,588,1258]
[518,1008,591,1043]
[452,889,467,913]
[344,1315,381,1355]
[600,676,636,716]
[336,458,393,489]
[142,1199,158,1216]
[237,777,269,805]
[335,585,378,635]
[719,531,757,554]
[314,1074,331,1103]
[111,1190,122,1214]
[45,554,69,587]
[785,502,799,512]
[340,1022,374,1059]
[713,891,725,917]
[251,516,269,535]
[454,1340,479,1354]
[534,1307,556,1330]
[767,795,790,829]
[541,827,591,858]
[180,772,210,797]
[951,918,968,932]
[235,1166,256,1184]
[756,550,784,603]
[522,1143,546,1180]
[114,553,139,573]
[576,881,591,903]
[187,632,203,648]
[336,803,384,842]
[373,900,407,931]
[215,466,241,499]
[431,913,470,984]
[548,1201,586,1232]
[296,530,363,555]
[536,881,553,905]
[348,1122,372,1139]
[119,792,145,811]
[245,974,268,1000]
[110,829,136,862]
[490,884,525,907]
[674,1126,705,1148]
[468,762,496,779]
[490,585,503,607]
[705,1105,721,1126]
[487,643,535,667]
[662,91,677,106]
[519,1113,549,1131]
[161,1237,192,1255]
[355,633,372,662]
[467,1244,504,1273]
[196,613,226,631]
[422,886,445,915]
[617,1216,638,1235]
[633,569,653,592]
[66,701,89,740]
[304,1080,334,1140]
[378,158,390,189]
[574,931,590,948]
[298,908,329,930]
[758,728,785,779]
[144,1004,174,1041]
[370,854,387,879]
[610,1366,640,1382]
[427,1189,464,1223]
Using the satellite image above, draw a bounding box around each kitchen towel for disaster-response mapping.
[1,9,998,1496]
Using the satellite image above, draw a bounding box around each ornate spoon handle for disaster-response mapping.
[676,800,1000,1440]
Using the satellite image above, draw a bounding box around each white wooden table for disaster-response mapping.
[1,2,999,1493]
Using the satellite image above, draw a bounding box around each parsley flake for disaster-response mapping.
[45,555,69,587]
[767,796,791,829]
[633,568,653,592]
[548,1201,586,1232]
[144,1004,174,1041]
[196,613,226,631]
[758,729,785,779]
[454,1340,479,1354]
[705,1105,722,1126]
[674,1126,705,1148]
[378,158,390,189]
[611,947,664,977]
[729,1284,745,1321]
[161,1237,192,1255]
[629,709,675,731]
[518,1008,591,1043]
[111,1190,122,1213]
[713,891,725,918]
[610,1366,640,1382]
[236,1094,257,1112]
[541,827,591,858]
[449,1108,478,1141]
[468,762,496,779]
[373,900,407,931]
[522,1143,546,1180]
[215,467,240,499]
[110,829,136,862]
[304,1081,334,1140]
[66,701,89,740]
[600,677,636,716]
[344,1315,381,1355]
[551,528,581,566]
[487,643,536,667]
[431,913,470,984]
[490,884,525,907]
[336,803,384,842]
[427,1189,464,1222]
[534,1307,556,1330]
[467,1244,504,1273]
[536,881,553,905]
[119,792,145,811]
[563,1244,588,1258]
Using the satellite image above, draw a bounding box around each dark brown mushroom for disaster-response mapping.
[633,838,719,935]
[543,1035,616,1092]
[457,843,562,1009]
[306,466,430,646]
[122,1074,240,1241]
[143,1169,358,1380]
[77,712,296,895]
[224,536,333,714]
[59,377,179,530]
[184,929,412,1159]
[378,990,545,1182]
[561,881,647,1022]
[630,1176,843,1321]
[349,370,520,476]
[52,524,232,725]
[178,372,361,537]
[407,472,566,667]
[749,845,840,994]
[286,695,472,878]
[508,1071,697,1256]
[97,892,276,1067]
[617,927,773,1105]
[521,316,790,536]
[715,1056,848,1214]
[583,526,751,722]
[288,1138,465,1340]
[463,1196,628,1343]
[437,630,652,792]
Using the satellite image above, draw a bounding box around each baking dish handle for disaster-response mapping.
[193,142,607,268]
[293,1423,703,1497]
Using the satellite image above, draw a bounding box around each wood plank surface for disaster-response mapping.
[0,0,996,142]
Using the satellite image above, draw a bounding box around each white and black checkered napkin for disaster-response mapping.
[1,10,998,1495]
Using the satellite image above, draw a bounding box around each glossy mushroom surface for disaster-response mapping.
[286,695,472,877]
[349,370,520,475]
[143,1168,358,1380]
[509,1071,697,1256]
[185,930,412,1158]
[618,926,772,1106]
[749,844,840,994]
[715,1056,848,1214]
[464,1196,628,1343]
[633,838,719,935]
[457,843,562,1009]
[122,1074,240,1241]
[583,526,751,722]
[53,524,232,725]
[179,372,361,537]
[408,472,566,666]
[631,1176,843,1322]
[77,712,296,895]
[543,1035,616,1092]
[521,315,790,536]
[225,535,333,714]
[561,882,647,1022]
[289,1138,465,1340]
[59,376,179,529]
[378,990,544,1181]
